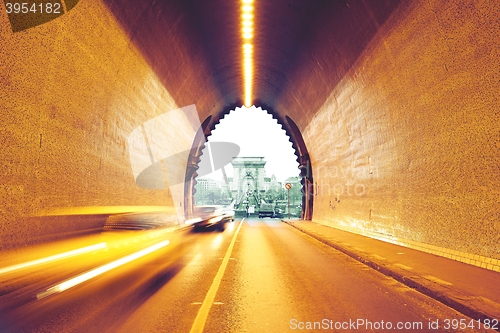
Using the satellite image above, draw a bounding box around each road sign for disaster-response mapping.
[285,183,293,219]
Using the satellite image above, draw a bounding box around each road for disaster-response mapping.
[0,218,494,332]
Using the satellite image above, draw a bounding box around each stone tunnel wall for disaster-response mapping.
[1,0,499,269]
[303,0,500,268]
[0,1,200,250]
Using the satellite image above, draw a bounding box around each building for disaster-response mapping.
[195,178,224,205]
[230,157,267,207]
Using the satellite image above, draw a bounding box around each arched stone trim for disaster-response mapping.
[184,102,314,220]
[286,116,314,220]
[183,115,212,219]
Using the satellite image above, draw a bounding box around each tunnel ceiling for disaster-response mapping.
[2,0,499,267]
[103,0,402,128]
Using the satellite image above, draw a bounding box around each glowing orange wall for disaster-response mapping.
[0,1,190,249]
[302,1,500,266]
[1,0,498,269]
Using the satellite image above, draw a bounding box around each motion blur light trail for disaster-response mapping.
[37,239,171,299]
[0,243,107,276]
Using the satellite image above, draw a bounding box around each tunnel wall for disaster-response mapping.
[0,1,197,250]
[302,0,500,269]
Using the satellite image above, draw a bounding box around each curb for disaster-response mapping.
[283,220,500,331]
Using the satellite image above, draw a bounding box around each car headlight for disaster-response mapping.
[208,216,223,224]
[185,218,202,225]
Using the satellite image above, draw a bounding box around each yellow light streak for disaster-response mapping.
[37,239,170,299]
[39,206,175,216]
[0,243,107,276]
[241,0,254,107]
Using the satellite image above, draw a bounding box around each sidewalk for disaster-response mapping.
[284,220,500,329]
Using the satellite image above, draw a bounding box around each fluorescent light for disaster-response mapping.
[241,0,254,107]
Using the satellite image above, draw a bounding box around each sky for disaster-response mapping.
[199,106,300,182]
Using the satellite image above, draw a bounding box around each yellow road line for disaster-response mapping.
[189,219,244,333]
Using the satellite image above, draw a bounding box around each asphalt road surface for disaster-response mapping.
[0,218,494,332]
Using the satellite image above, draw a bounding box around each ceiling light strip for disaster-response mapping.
[241,0,254,107]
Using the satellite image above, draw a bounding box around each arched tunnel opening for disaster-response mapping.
[185,106,313,221]
[0,0,497,268]
[1,0,500,329]
[185,107,314,220]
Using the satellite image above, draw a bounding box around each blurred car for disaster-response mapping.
[104,211,180,231]
[188,205,229,231]
[258,203,275,218]
[222,205,235,222]
[274,208,284,219]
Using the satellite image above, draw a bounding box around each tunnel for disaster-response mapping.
[1,0,499,277]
